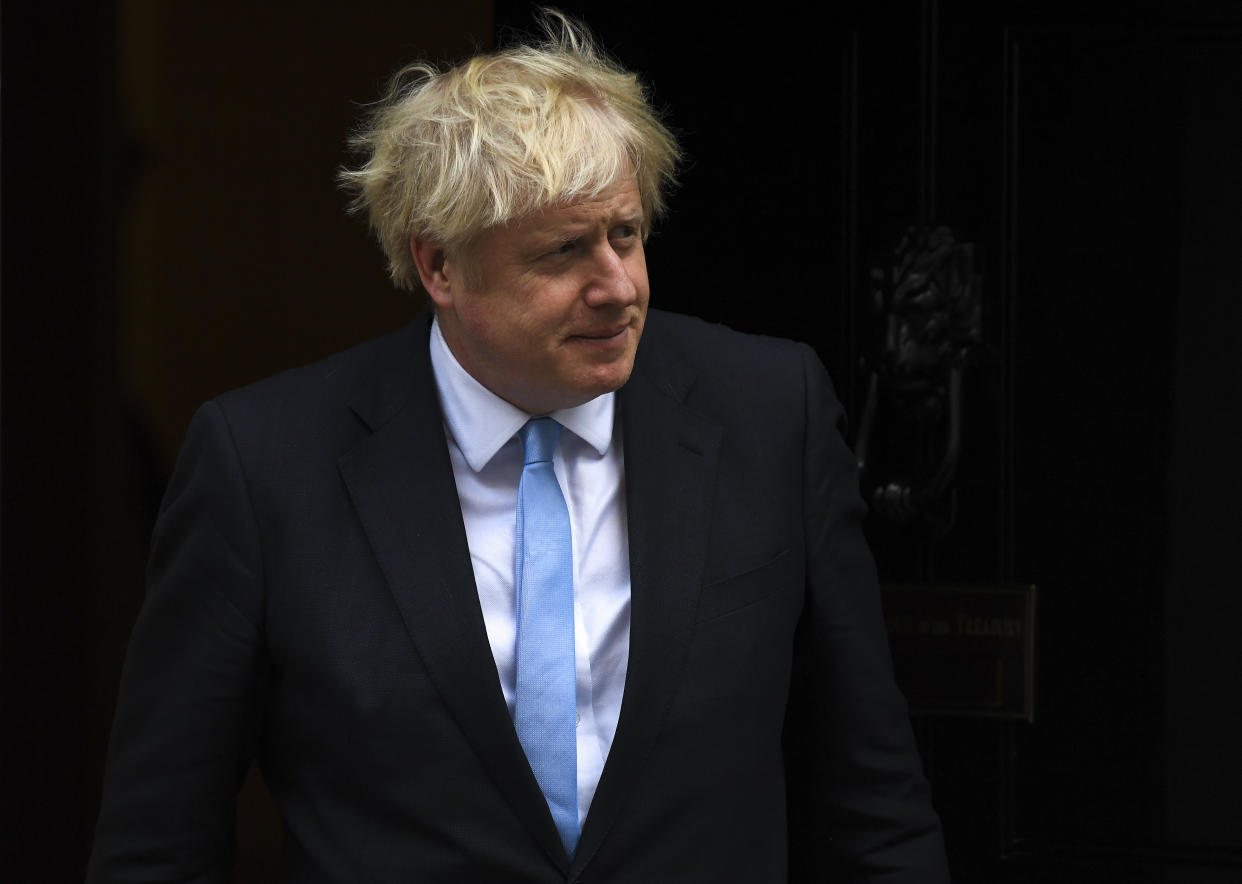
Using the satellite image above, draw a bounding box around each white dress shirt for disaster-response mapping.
[428,317,631,826]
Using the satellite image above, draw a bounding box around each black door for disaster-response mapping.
[497,2,1242,881]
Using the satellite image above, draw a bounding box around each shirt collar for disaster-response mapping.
[429,315,615,472]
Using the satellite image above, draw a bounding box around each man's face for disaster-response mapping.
[429,175,650,415]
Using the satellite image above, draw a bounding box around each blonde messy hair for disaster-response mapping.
[339,9,681,292]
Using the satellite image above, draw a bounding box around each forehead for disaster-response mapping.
[501,176,643,241]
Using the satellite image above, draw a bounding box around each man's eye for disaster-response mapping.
[549,240,576,256]
[612,225,637,241]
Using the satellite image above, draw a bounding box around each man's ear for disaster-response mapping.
[410,235,455,308]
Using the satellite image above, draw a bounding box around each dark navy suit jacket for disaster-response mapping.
[88,309,948,882]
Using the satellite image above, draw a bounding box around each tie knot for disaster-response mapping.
[520,418,562,465]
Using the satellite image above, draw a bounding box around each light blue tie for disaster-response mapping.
[514,418,579,855]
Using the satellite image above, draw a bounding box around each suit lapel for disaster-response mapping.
[572,330,722,872]
[335,318,571,871]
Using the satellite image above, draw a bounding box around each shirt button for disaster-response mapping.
[576,712,582,726]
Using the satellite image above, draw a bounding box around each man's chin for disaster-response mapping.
[549,364,636,410]
[586,356,639,395]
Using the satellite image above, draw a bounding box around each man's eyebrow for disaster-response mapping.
[528,224,585,245]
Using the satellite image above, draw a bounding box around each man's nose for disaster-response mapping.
[583,244,638,307]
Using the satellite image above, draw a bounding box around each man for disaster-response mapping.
[88,12,949,882]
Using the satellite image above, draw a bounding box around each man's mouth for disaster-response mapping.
[574,326,627,340]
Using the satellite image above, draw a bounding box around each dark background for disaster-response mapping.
[4,1,1240,881]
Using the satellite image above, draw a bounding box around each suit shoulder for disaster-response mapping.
[211,321,423,427]
[641,308,812,378]
[636,309,832,426]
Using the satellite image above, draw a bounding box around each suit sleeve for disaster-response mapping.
[87,401,267,883]
[784,344,950,883]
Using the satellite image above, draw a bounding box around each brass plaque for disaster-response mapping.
[880,584,1037,721]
